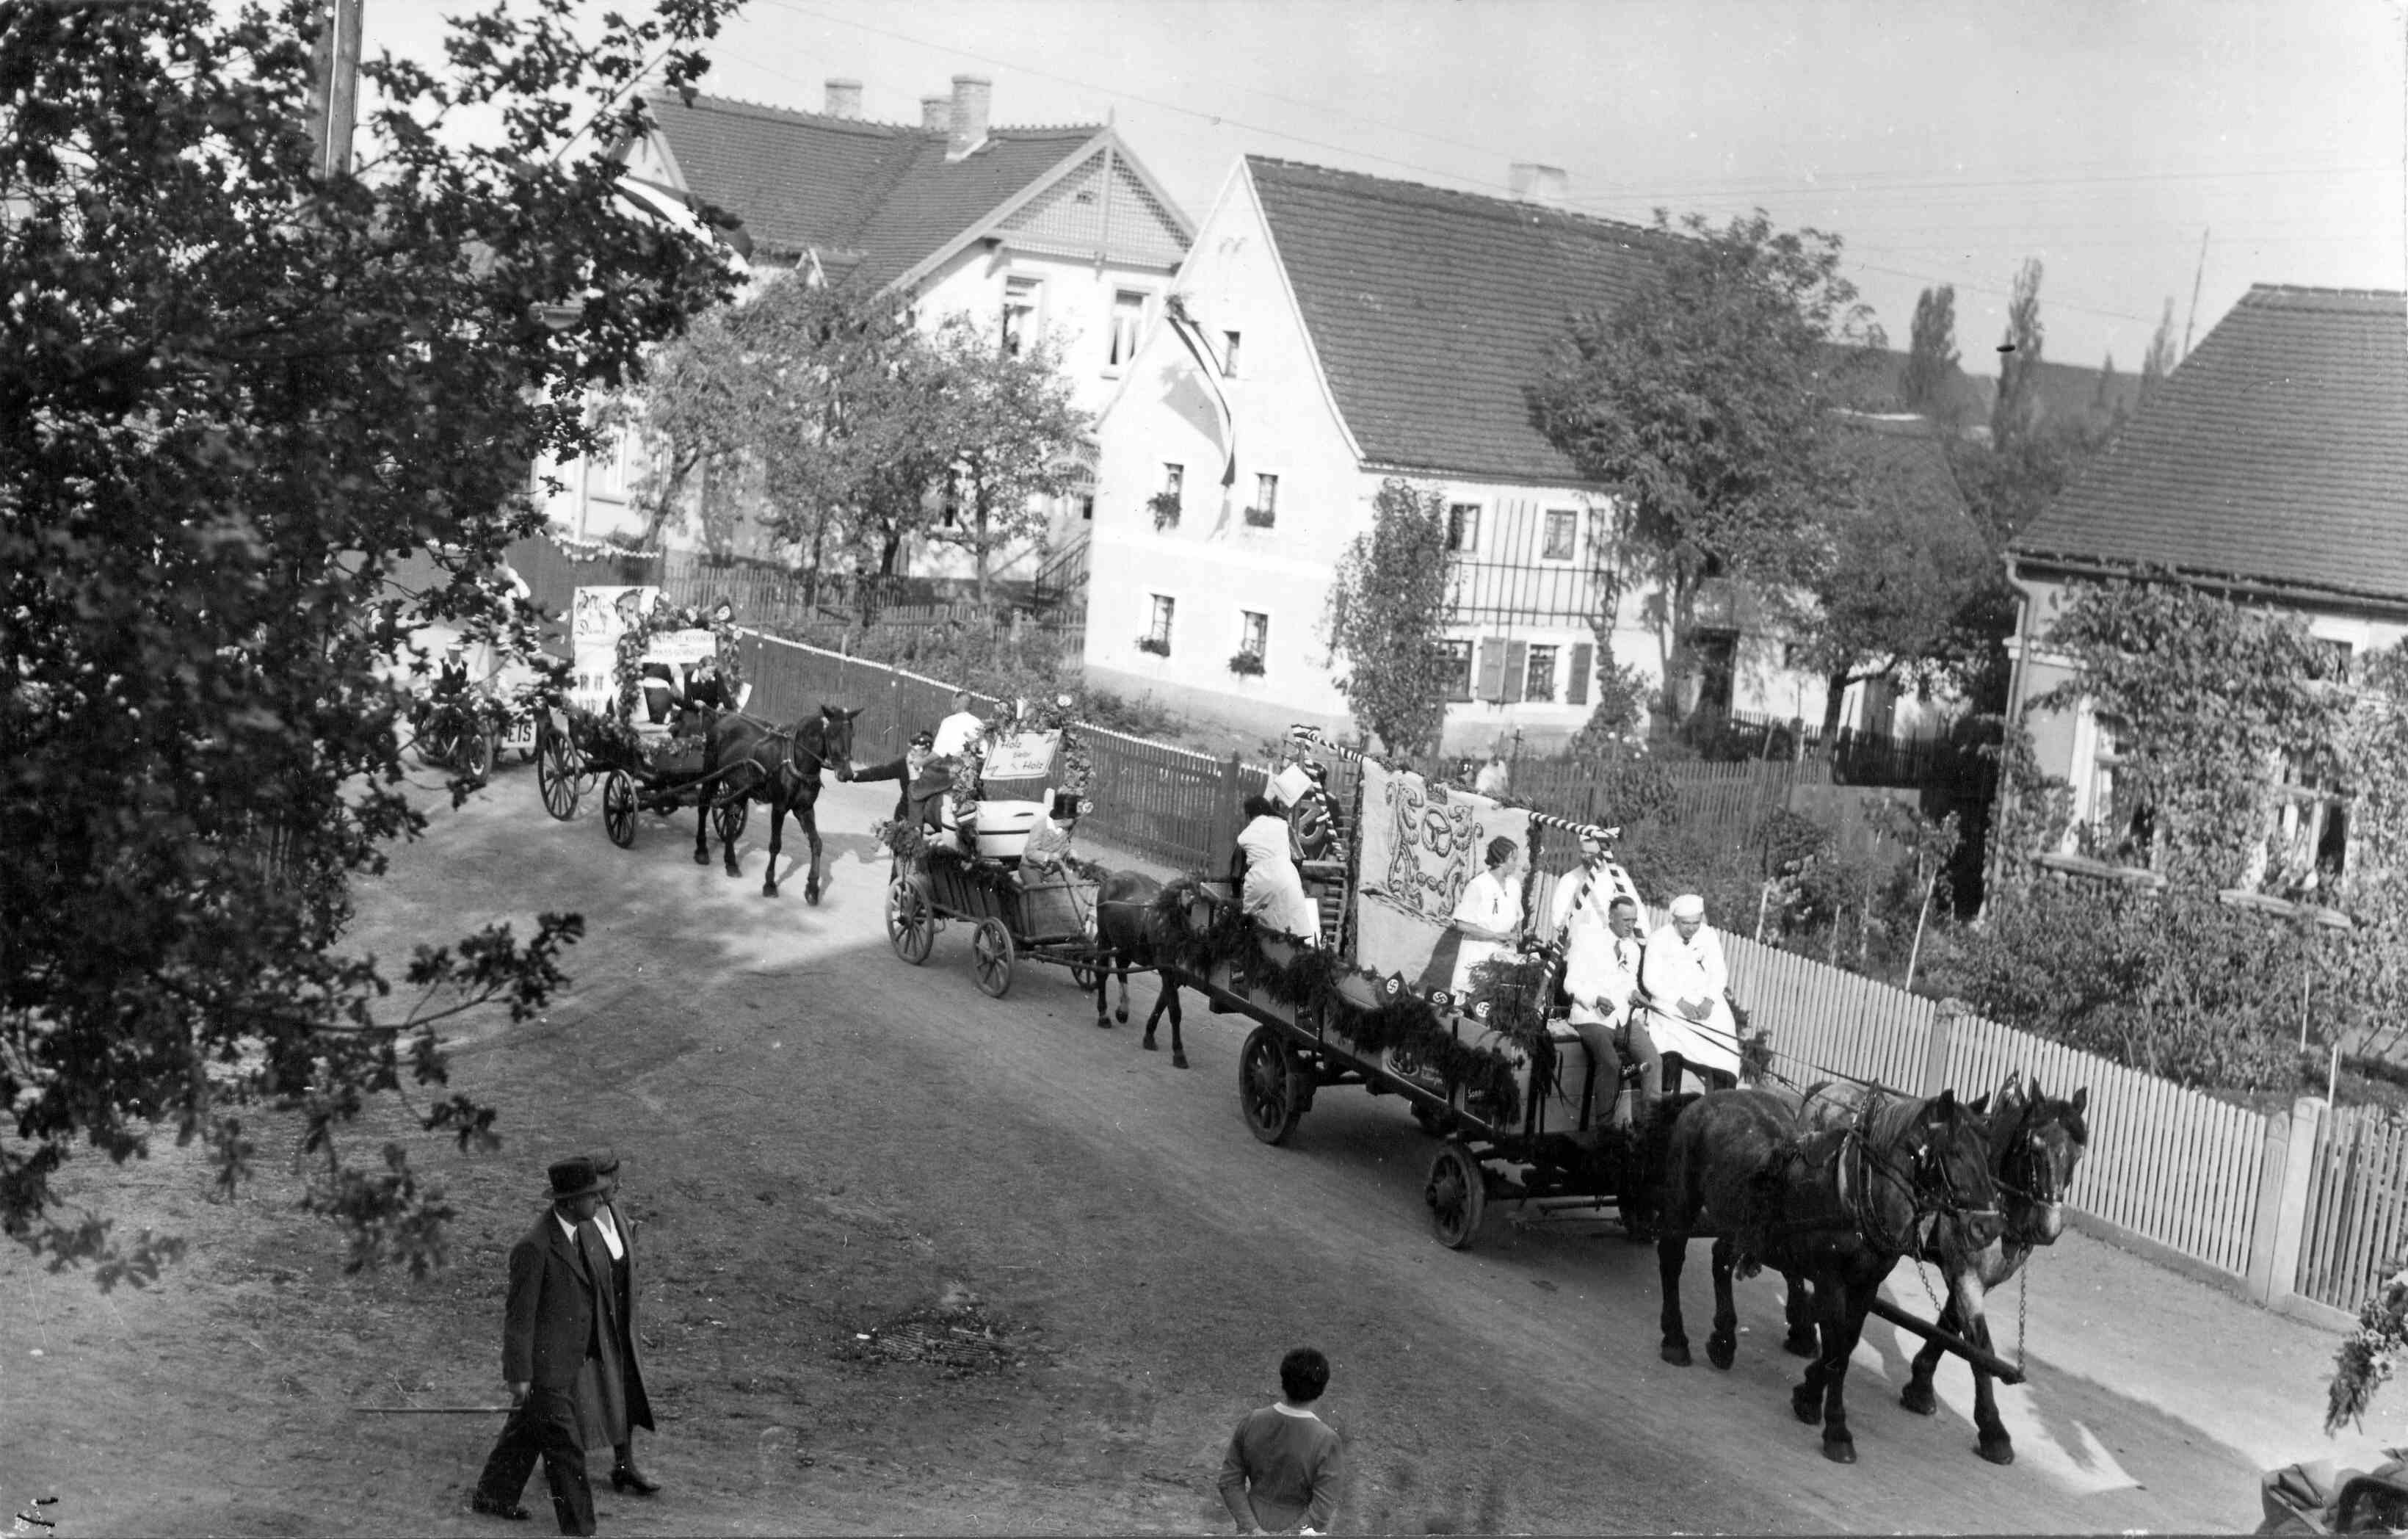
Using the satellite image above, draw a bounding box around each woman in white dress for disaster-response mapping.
[1236,794,1321,945]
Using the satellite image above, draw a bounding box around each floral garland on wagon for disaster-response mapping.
[1145,878,1528,1126]
[606,601,744,728]
[946,692,1095,828]
[2328,1264,2408,1434]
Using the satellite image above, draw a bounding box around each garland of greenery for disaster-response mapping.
[1146,877,1526,1124]
[947,692,1095,828]
[2329,1264,2408,1434]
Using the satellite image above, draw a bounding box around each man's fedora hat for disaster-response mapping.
[546,1157,605,1202]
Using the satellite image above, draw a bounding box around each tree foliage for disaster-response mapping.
[1531,209,1882,715]
[1900,283,1964,423]
[1991,257,2048,449]
[1321,479,1458,756]
[920,316,1089,606]
[1,0,739,1282]
[2140,297,2180,407]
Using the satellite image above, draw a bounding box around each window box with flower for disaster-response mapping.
[1147,489,1182,530]
[1241,504,1276,529]
[1136,634,1171,658]
[1227,649,1265,678]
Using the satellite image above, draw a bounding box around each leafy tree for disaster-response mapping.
[2089,351,2125,428]
[1991,257,2048,449]
[1,0,739,1283]
[637,276,951,610]
[1899,283,1965,423]
[921,315,1090,606]
[2140,297,2179,407]
[1531,209,1881,720]
[1321,479,1458,756]
[1796,434,1998,726]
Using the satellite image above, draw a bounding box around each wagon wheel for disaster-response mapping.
[458,723,496,787]
[537,728,580,820]
[1425,1140,1487,1250]
[887,882,936,966]
[711,792,750,845]
[1067,954,1103,993]
[414,711,460,772]
[971,918,1016,999]
[1238,1026,1306,1146]
[602,769,639,849]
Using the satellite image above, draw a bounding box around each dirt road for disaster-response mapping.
[1,772,2339,1534]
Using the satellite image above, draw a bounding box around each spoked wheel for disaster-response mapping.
[1067,955,1103,993]
[459,723,496,788]
[1425,1140,1488,1250]
[415,711,460,772]
[971,917,1015,998]
[887,883,936,966]
[1238,1026,1306,1146]
[602,769,639,849]
[537,729,581,819]
[711,792,750,845]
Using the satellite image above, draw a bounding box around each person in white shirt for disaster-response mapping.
[1448,836,1525,996]
[1639,892,1741,1085]
[931,690,985,758]
[1545,835,1656,1118]
[1473,755,1510,799]
[1238,795,1321,945]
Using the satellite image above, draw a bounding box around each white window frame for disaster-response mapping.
[1147,593,1175,651]
[1238,609,1269,659]
[1447,502,1481,554]
[1002,275,1043,357]
[1524,642,1559,704]
[1247,472,1280,529]
[1541,508,1579,562]
[1440,638,1476,702]
[1222,329,1242,378]
[2258,747,2350,896]
[1106,289,1148,372]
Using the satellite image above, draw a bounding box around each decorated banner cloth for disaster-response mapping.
[570,585,659,714]
[1353,759,1534,993]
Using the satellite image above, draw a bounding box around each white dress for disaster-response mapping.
[1239,814,1320,944]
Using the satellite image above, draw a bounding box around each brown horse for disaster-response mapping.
[1654,1086,2001,1464]
[1776,1071,2090,1464]
[695,705,859,902]
[1087,869,1188,1068]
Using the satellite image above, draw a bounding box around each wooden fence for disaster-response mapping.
[2293,1105,2408,1311]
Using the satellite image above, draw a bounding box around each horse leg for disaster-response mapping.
[1114,957,1131,1025]
[759,791,784,894]
[1657,1203,1695,1367]
[1095,951,1115,1030]
[1792,1268,1836,1427]
[1163,974,1186,1068]
[1899,1291,1949,1417]
[1783,1275,1820,1358]
[799,794,823,905]
[1960,1294,2014,1465]
[1705,1236,1741,1371]
[692,769,715,866]
[1814,1278,1871,1463]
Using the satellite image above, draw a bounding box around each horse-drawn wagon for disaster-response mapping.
[883,709,1109,998]
[1150,730,1710,1250]
[534,704,751,852]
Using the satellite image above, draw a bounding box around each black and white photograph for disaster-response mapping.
[4,0,2406,1532]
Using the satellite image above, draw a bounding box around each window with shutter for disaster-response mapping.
[1567,642,1593,706]
[1476,639,1509,702]
[1502,640,1528,703]
[1440,640,1476,702]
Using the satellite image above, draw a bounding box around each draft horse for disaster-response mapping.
[1777,1071,2090,1464]
[696,704,860,902]
[1654,1086,2002,1464]
[1086,870,1189,1068]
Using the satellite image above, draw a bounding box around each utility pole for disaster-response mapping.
[304,0,365,181]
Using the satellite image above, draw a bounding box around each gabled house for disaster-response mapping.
[1082,156,1918,752]
[2003,284,2408,891]
[544,76,1193,585]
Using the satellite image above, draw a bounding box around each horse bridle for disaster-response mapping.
[1845,1104,2000,1256]
[1991,1098,2072,1224]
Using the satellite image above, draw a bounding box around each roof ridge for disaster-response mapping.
[2242,283,2408,306]
[650,88,920,134]
[1246,153,1663,242]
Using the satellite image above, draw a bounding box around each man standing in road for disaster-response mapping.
[1217,1347,1342,1535]
[931,689,985,758]
[582,1149,657,1497]
[472,1158,607,1535]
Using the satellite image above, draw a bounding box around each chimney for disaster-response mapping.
[823,78,862,119]
[919,95,951,134]
[946,74,991,160]
[1508,162,1569,207]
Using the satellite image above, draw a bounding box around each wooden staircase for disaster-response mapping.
[1030,535,1089,611]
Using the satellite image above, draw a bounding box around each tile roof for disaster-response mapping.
[2011,286,2408,606]
[1246,158,1672,483]
[1834,414,1969,515]
[644,93,1103,291]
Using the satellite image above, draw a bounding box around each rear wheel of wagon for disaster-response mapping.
[972,918,1015,998]
[458,723,496,788]
[888,882,936,966]
[1239,1027,1305,1146]
[603,769,639,849]
[711,792,749,846]
[1426,1140,1487,1249]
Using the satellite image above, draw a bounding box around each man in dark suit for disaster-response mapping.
[582,1148,657,1496]
[472,1158,606,1534]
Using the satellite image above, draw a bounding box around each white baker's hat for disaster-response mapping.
[1669,893,1706,920]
